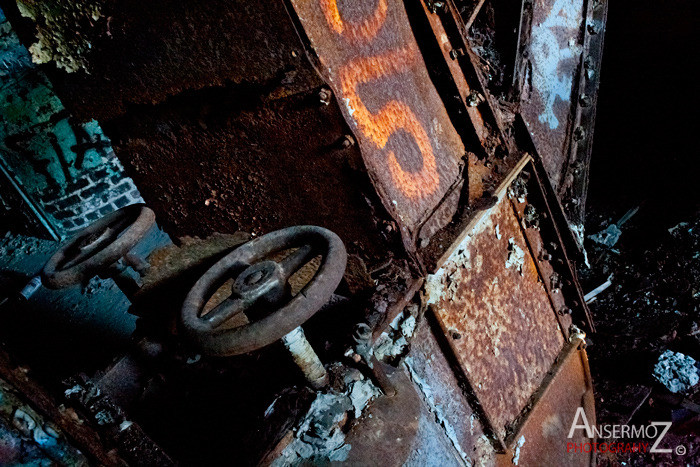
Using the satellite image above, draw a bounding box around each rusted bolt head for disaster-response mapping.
[449,48,465,60]
[573,126,586,141]
[430,1,445,13]
[339,134,355,149]
[353,323,372,342]
[579,94,592,107]
[318,87,332,105]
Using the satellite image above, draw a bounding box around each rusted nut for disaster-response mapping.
[579,94,592,107]
[558,307,572,316]
[42,204,155,289]
[353,323,372,344]
[318,87,332,105]
[339,134,355,149]
[181,226,347,356]
[429,1,445,13]
[466,91,484,107]
[573,126,586,141]
[539,252,552,262]
[569,325,586,343]
[449,48,465,60]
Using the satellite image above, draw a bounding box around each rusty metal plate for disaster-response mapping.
[404,317,496,463]
[343,364,465,466]
[518,0,586,189]
[289,0,464,240]
[501,342,596,466]
[425,187,565,440]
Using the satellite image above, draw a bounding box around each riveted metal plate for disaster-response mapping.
[404,317,496,463]
[288,0,464,244]
[517,0,586,189]
[425,174,565,441]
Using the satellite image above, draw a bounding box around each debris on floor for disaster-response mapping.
[583,274,613,303]
[588,206,638,248]
[653,350,699,394]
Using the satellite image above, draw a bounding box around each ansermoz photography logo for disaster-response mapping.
[567,407,683,455]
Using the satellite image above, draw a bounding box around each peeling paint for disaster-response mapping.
[512,435,525,465]
[404,357,472,465]
[16,0,106,73]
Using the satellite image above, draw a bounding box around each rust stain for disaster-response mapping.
[425,194,564,438]
[290,0,463,237]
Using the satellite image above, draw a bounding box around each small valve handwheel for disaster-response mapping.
[181,226,347,356]
[42,204,156,288]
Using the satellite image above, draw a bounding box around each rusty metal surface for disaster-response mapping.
[405,316,497,463]
[0,346,122,465]
[425,189,565,440]
[343,364,464,466]
[107,82,402,263]
[517,0,586,190]
[0,0,321,122]
[557,0,608,236]
[500,341,596,466]
[289,0,464,246]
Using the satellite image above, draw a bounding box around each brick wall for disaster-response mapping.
[1,7,142,238]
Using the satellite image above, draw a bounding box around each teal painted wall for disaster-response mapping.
[0,7,141,237]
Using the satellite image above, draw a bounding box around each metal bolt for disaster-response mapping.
[353,323,372,343]
[558,307,572,316]
[339,134,355,149]
[569,325,586,343]
[430,1,445,13]
[246,270,265,285]
[466,91,484,107]
[318,88,332,105]
[539,252,552,261]
[450,48,465,60]
[579,94,592,107]
[573,126,586,141]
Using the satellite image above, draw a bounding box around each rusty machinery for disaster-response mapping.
[0,0,607,465]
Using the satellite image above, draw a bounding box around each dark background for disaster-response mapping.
[588,0,698,228]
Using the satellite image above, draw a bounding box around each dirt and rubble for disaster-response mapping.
[579,207,700,465]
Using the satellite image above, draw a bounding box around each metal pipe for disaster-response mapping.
[281,326,329,390]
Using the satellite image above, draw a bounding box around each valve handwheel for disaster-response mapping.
[42,204,156,288]
[180,226,347,357]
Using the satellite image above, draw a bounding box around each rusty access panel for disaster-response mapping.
[289,0,465,246]
[425,186,565,441]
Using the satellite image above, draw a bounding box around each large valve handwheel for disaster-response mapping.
[42,204,156,288]
[181,226,347,357]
